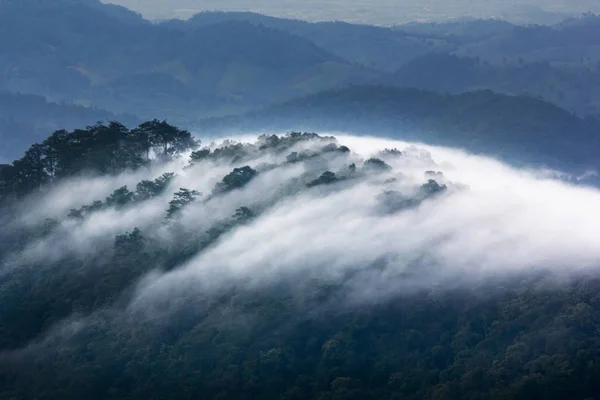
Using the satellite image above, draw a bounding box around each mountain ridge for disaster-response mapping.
[197,85,600,172]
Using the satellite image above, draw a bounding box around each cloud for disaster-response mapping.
[129,134,600,310]
[3,133,600,347]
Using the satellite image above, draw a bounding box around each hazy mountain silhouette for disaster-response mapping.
[0,0,380,122]
[199,85,600,172]
[0,91,138,160]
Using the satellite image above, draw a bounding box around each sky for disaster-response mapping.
[103,0,600,24]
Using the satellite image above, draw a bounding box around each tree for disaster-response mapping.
[190,148,211,163]
[214,166,258,194]
[420,179,447,196]
[166,188,201,219]
[307,171,338,187]
[114,228,146,259]
[105,186,135,208]
[41,129,69,180]
[364,158,392,172]
[133,119,198,160]
[134,173,175,201]
[87,121,130,174]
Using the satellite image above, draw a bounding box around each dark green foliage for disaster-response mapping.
[132,119,198,160]
[425,171,444,178]
[105,186,135,208]
[134,173,175,201]
[2,273,600,400]
[68,200,104,219]
[377,148,402,158]
[0,92,139,160]
[258,132,336,152]
[307,171,339,187]
[66,173,175,220]
[206,207,256,240]
[2,125,600,400]
[379,180,447,213]
[190,148,212,163]
[421,179,447,196]
[188,132,340,169]
[321,143,340,153]
[0,121,191,201]
[364,158,393,172]
[166,188,201,220]
[286,150,319,164]
[209,143,256,164]
[114,228,145,255]
[214,166,258,194]
[233,206,254,222]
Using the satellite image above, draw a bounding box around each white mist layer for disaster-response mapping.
[130,134,600,309]
[3,133,600,354]
[4,133,600,305]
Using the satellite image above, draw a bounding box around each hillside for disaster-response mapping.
[165,12,600,117]
[457,14,600,65]
[3,2,600,400]
[176,12,600,72]
[394,53,600,116]
[178,12,456,71]
[1,125,600,400]
[4,1,600,141]
[198,86,600,172]
[0,91,138,161]
[0,0,380,122]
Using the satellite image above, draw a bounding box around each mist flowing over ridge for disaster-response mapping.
[3,0,600,396]
[2,130,600,399]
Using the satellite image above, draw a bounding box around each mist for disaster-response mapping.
[2,133,600,359]
[131,134,600,309]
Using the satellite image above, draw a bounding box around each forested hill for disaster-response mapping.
[173,11,456,71]
[394,53,600,118]
[0,92,139,161]
[199,86,600,172]
[0,0,379,121]
[1,125,600,400]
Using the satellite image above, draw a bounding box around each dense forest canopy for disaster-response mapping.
[1,122,600,399]
[0,91,139,160]
[3,1,600,399]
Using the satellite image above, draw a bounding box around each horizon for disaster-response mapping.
[102,0,600,24]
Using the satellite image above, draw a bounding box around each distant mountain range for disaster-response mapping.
[198,85,600,173]
[0,0,381,122]
[0,91,138,160]
[3,0,600,171]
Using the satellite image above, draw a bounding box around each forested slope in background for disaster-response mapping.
[176,11,600,117]
[4,0,600,164]
[2,2,600,399]
[6,0,600,129]
[0,92,138,161]
[394,54,600,117]
[1,124,600,400]
[0,0,380,122]
[198,86,600,173]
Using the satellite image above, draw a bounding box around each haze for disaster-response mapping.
[103,0,600,24]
